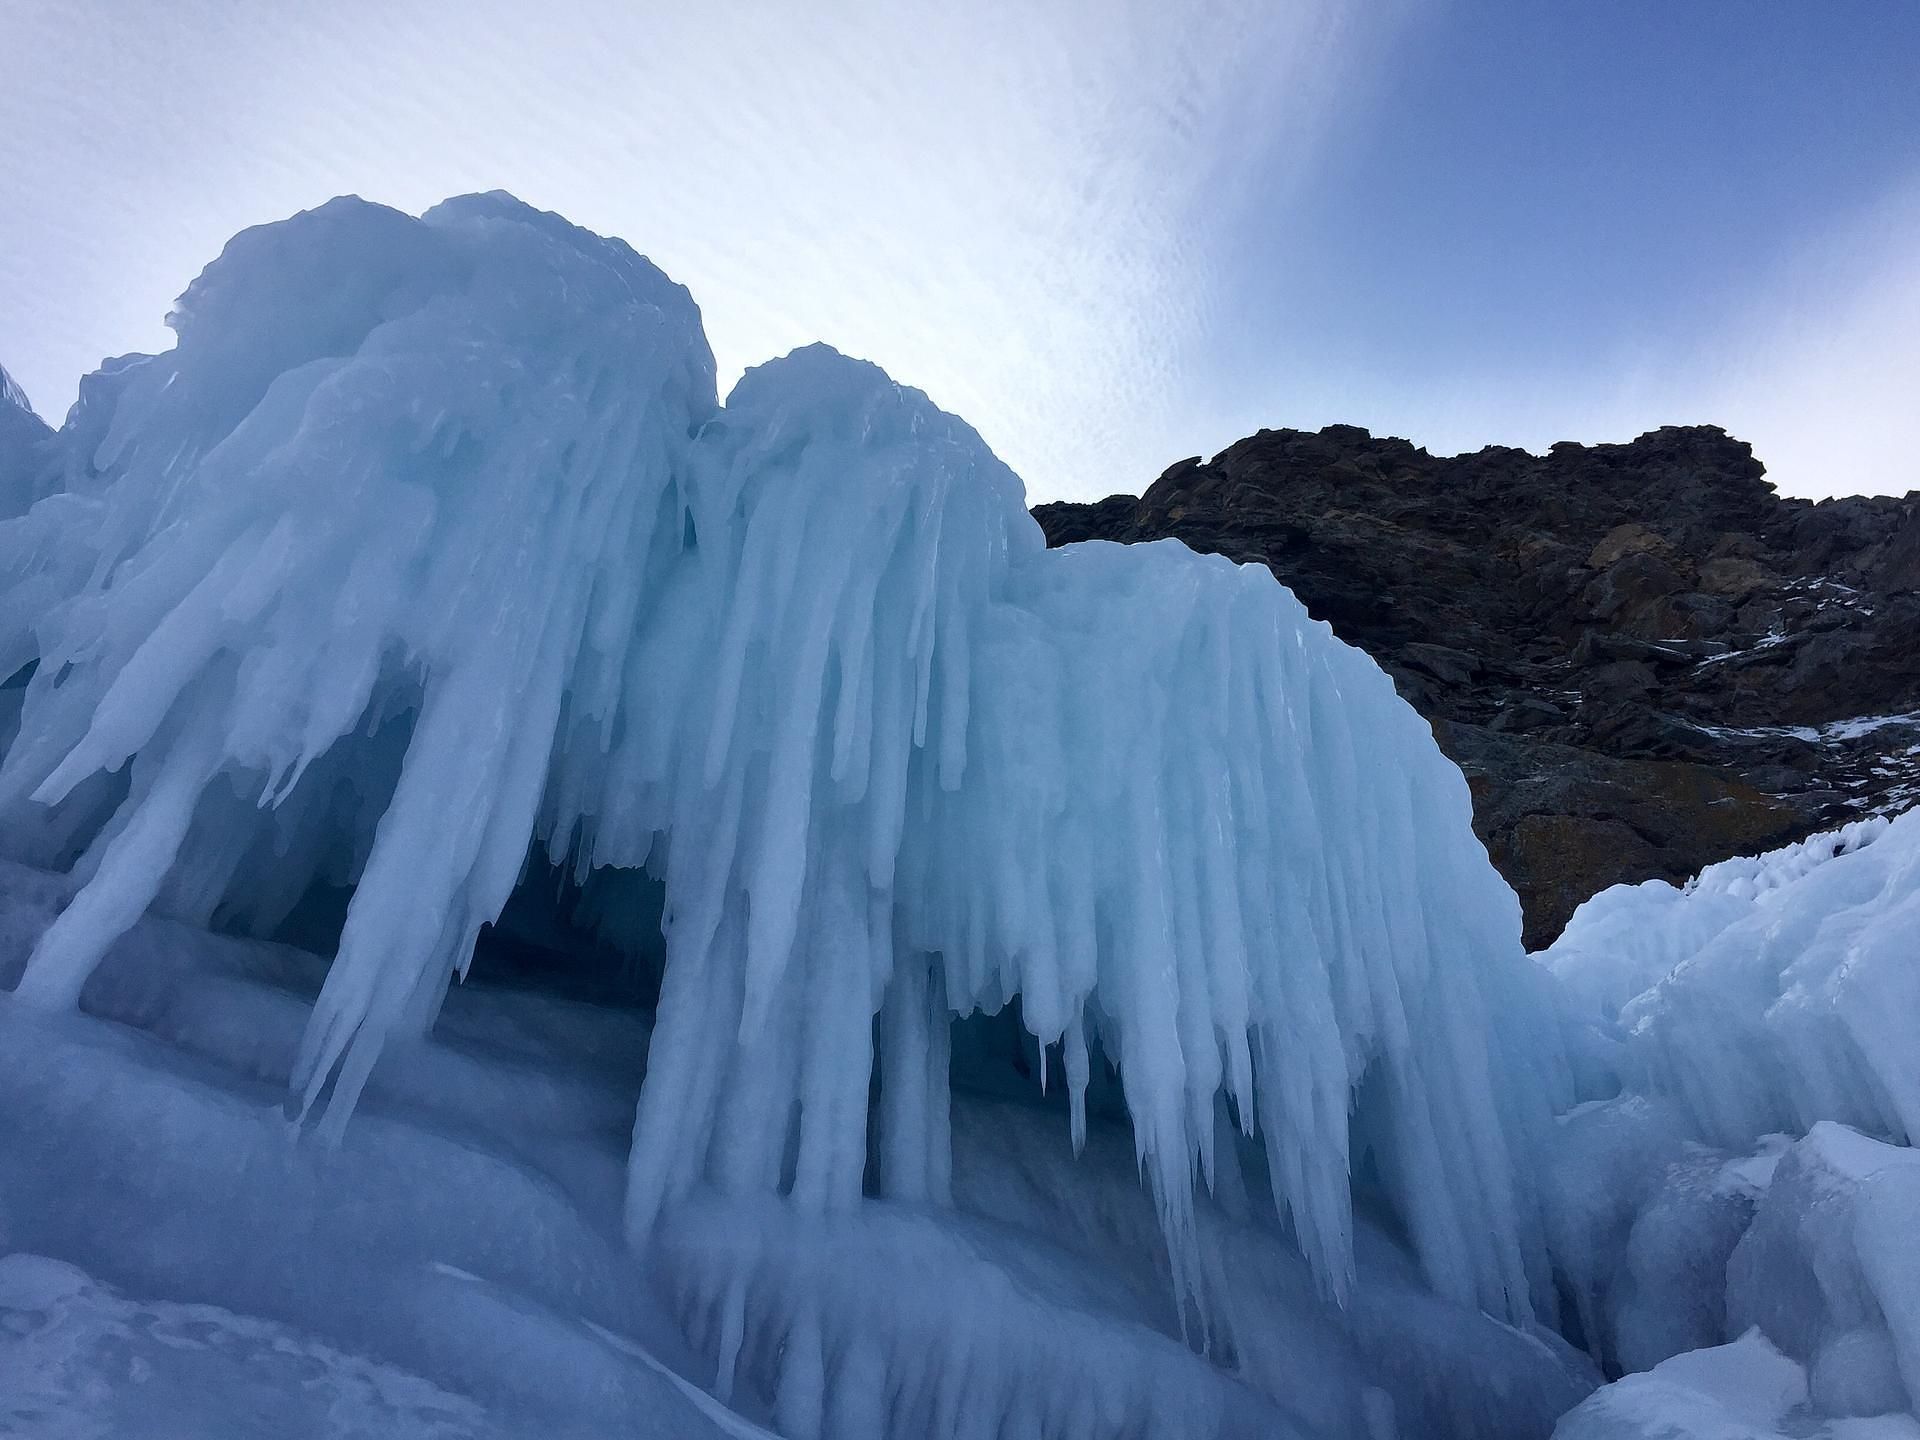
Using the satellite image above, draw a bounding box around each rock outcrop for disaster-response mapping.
[1035,425,1920,946]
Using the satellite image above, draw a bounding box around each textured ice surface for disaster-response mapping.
[1537,814,1920,1438]
[1728,1124,1920,1420]
[1555,1126,1920,1440]
[1541,817,1890,1023]
[0,1253,502,1440]
[0,859,1591,1439]
[0,190,1565,1360]
[1544,810,1919,1150]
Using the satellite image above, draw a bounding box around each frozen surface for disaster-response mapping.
[0,1253,501,1440]
[0,859,1591,1439]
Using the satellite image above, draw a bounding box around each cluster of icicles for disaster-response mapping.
[0,192,1565,1329]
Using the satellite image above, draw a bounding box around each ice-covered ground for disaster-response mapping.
[0,858,1593,1438]
[1,1253,508,1440]
[1,191,1916,1439]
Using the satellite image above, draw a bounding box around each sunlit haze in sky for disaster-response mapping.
[2,1,1916,500]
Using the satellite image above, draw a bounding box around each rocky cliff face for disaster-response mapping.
[1035,425,1920,947]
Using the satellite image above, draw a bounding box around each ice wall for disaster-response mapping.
[0,193,1561,1329]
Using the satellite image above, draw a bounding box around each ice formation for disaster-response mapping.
[0,193,1595,1435]
[1554,1126,1920,1440]
[1544,809,1919,1149]
[9,187,1920,1440]
[0,192,1565,1325]
[1535,812,1920,1436]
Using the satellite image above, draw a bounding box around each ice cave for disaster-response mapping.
[2,195,1917,1440]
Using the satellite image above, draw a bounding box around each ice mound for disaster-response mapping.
[1534,814,1920,1436]
[1728,1123,1920,1420]
[1544,809,1919,1150]
[1553,1125,1920,1439]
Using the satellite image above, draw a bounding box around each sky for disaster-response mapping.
[1,0,1916,502]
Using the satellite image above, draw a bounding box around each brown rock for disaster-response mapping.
[1697,555,1775,600]
[1034,422,1920,944]
[1587,522,1675,572]
[1582,551,1686,625]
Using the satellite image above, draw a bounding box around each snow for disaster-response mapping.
[1688,713,1920,745]
[1553,1330,1817,1440]
[0,193,1585,1436]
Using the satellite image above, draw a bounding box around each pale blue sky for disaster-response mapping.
[2,1,1915,500]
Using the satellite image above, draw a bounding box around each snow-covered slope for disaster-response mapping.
[0,194,1584,1437]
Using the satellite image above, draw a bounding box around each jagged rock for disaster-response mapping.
[1587,523,1676,572]
[1034,423,1920,946]
[1697,555,1775,600]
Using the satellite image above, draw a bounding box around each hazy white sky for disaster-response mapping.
[2,0,1915,501]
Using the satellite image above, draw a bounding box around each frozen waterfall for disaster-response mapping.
[0,193,1586,1438]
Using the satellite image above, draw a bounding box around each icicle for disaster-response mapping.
[0,195,1560,1339]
